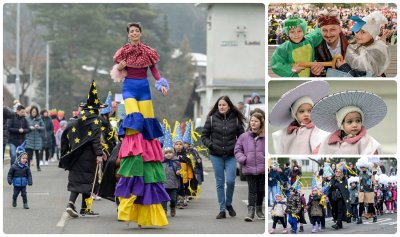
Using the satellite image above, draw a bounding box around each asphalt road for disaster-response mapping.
[3,158,265,234]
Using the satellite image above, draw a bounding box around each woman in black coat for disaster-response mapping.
[201,95,245,219]
[327,169,351,230]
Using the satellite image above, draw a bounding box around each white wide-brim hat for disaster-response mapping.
[269,80,329,127]
[311,91,387,133]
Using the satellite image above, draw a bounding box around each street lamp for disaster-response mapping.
[45,40,54,110]
[15,3,20,100]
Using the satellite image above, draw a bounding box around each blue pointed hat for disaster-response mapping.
[159,119,167,145]
[163,122,174,152]
[183,120,192,144]
[101,91,113,115]
[173,121,184,144]
[16,141,27,163]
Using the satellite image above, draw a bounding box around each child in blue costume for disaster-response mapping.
[270,15,322,77]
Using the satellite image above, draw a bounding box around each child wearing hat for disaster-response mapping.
[286,187,302,234]
[270,15,323,77]
[307,187,324,233]
[269,193,288,234]
[269,81,330,154]
[335,11,391,77]
[348,176,359,222]
[7,142,33,209]
[173,122,193,208]
[161,123,181,217]
[312,90,386,154]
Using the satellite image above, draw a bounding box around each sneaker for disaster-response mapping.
[282,228,288,234]
[269,229,275,234]
[37,167,41,171]
[23,203,29,209]
[66,203,79,218]
[80,209,99,217]
[226,205,237,217]
[216,211,226,219]
[44,161,49,166]
[39,160,43,166]
[391,210,394,214]
[318,224,321,231]
[12,200,17,207]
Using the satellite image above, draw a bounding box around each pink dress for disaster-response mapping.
[318,127,382,155]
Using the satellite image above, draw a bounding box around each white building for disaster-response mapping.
[195,3,265,125]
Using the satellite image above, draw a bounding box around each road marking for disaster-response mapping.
[362,218,392,224]
[380,221,397,226]
[235,184,248,187]
[56,212,71,227]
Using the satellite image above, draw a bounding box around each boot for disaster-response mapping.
[244,206,255,222]
[255,206,265,219]
[216,211,226,219]
[332,222,342,230]
[23,203,29,209]
[373,215,377,222]
[356,217,362,224]
[170,207,176,217]
[312,225,317,233]
[12,199,17,207]
[299,225,304,232]
[226,205,237,217]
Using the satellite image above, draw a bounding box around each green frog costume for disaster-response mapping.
[270,16,322,77]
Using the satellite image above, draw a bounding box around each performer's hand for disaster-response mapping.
[311,61,324,75]
[161,86,168,96]
[292,64,305,73]
[102,153,107,161]
[118,59,127,71]
[96,156,103,164]
[336,58,347,68]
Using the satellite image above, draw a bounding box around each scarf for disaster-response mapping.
[113,42,160,68]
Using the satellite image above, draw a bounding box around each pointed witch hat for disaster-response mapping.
[80,80,108,110]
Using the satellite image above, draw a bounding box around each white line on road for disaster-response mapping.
[380,222,397,226]
[28,192,50,195]
[56,212,71,227]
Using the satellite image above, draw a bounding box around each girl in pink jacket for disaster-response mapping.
[312,90,386,155]
[269,80,330,154]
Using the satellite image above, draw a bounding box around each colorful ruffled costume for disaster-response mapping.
[111,42,170,227]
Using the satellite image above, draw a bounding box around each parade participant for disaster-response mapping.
[269,81,330,154]
[388,176,397,214]
[311,10,349,76]
[161,123,180,217]
[322,159,334,182]
[7,105,29,167]
[111,22,170,227]
[25,106,44,171]
[348,176,359,222]
[307,187,324,233]
[335,11,391,76]
[326,169,351,230]
[7,142,32,209]
[49,109,59,160]
[183,120,203,197]
[355,157,377,223]
[385,179,395,214]
[286,187,302,234]
[60,80,107,218]
[99,91,117,157]
[235,112,265,222]
[269,165,280,207]
[174,123,193,208]
[270,15,323,77]
[312,91,386,154]
[270,193,288,234]
[201,95,245,219]
[298,189,307,232]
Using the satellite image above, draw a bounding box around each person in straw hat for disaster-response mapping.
[355,157,377,223]
[269,80,330,154]
[312,90,386,154]
[335,11,392,77]
[59,80,107,218]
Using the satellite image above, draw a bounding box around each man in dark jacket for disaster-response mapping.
[59,80,107,218]
[311,12,349,77]
[7,105,30,167]
[3,106,15,162]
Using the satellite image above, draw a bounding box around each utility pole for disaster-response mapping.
[15,3,20,100]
